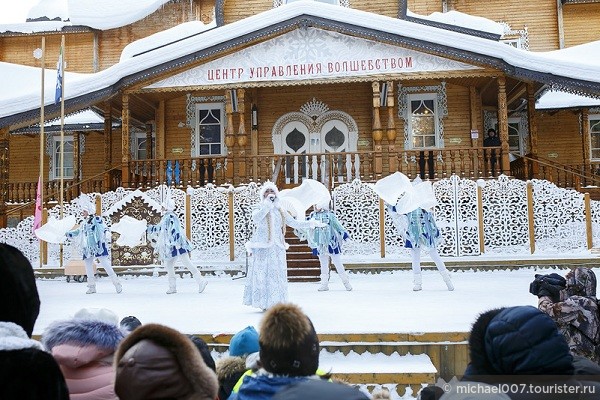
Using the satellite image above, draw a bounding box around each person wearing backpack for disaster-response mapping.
[532,267,600,365]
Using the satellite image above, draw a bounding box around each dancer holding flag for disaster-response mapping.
[65,195,122,294]
[374,173,454,292]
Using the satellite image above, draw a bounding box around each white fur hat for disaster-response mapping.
[74,307,119,325]
[259,181,279,199]
[78,194,96,214]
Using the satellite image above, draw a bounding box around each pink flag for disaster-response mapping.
[33,176,42,237]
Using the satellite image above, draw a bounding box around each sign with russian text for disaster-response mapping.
[147,27,480,88]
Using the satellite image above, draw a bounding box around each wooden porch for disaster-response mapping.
[7,145,600,222]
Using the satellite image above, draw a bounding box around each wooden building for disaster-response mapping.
[1,0,600,227]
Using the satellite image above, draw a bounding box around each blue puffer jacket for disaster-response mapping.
[229,372,314,400]
[465,305,574,376]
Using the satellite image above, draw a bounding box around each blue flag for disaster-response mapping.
[54,46,63,104]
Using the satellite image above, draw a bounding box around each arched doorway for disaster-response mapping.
[272,98,358,187]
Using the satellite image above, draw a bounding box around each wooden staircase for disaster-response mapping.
[285,227,320,282]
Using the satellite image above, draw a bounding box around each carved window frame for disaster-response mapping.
[185,94,227,157]
[46,133,85,180]
[498,22,529,51]
[397,82,448,150]
[588,110,600,161]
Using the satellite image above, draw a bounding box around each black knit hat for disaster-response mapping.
[0,244,40,337]
[259,303,319,377]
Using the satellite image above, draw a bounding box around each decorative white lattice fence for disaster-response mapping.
[2,175,597,267]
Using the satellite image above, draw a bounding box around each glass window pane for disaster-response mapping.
[54,138,74,178]
[200,125,221,143]
[286,128,306,152]
[591,119,600,159]
[196,104,224,156]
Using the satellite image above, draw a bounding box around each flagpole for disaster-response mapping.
[39,37,46,267]
[59,34,65,268]
[59,35,65,220]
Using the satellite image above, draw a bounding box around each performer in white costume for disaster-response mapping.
[66,196,122,294]
[244,182,323,311]
[374,172,453,292]
[147,197,208,294]
[388,205,454,292]
[303,201,352,292]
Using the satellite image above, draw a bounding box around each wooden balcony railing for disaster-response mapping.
[511,154,600,189]
[6,147,507,204]
[125,147,504,190]
[6,166,122,209]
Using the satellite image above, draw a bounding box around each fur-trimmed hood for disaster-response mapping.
[114,323,218,400]
[467,306,574,376]
[216,356,247,400]
[259,181,279,199]
[216,355,247,381]
[43,319,124,351]
[0,321,44,351]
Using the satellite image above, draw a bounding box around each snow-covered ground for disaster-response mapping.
[33,265,595,399]
[35,267,562,336]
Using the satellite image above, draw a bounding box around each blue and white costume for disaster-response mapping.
[244,182,318,310]
[303,205,352,291]
[147,199,207,294]
[66,196,121,294]
[388,205,453,291]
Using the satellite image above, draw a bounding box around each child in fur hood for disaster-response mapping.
[42,308,124,400]
[114,323,219,400]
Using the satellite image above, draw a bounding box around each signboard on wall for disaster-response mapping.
[147,27,482,88]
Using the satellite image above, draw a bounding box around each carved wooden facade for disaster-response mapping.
[1,0,600,226]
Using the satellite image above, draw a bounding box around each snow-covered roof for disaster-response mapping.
[0,0,173,32]
[120,20,216,61]
[406,9,504,36]
[2,1,600,127]
[537,90,600,110]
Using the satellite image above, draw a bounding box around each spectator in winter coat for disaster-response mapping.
[458,306,600,399]
[0,243,70,400]
[114,323,218,400]
[42,308,124,400]
[189,335,217,373]
[535,267,600,365]
[230,303,327,400]
[217,326,260,400]
[271,378,369,400]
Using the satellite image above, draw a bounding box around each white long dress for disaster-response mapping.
[243,199,313,310]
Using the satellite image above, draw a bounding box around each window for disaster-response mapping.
[508,119,522,154]
[52,135,74,179]
[195,103,225,156]
[135,131,155,160]
[498,23,529,51]
[501,38,522,49]
[590,115,600,160]
[408,93,439,149]
[490,116,526,158]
